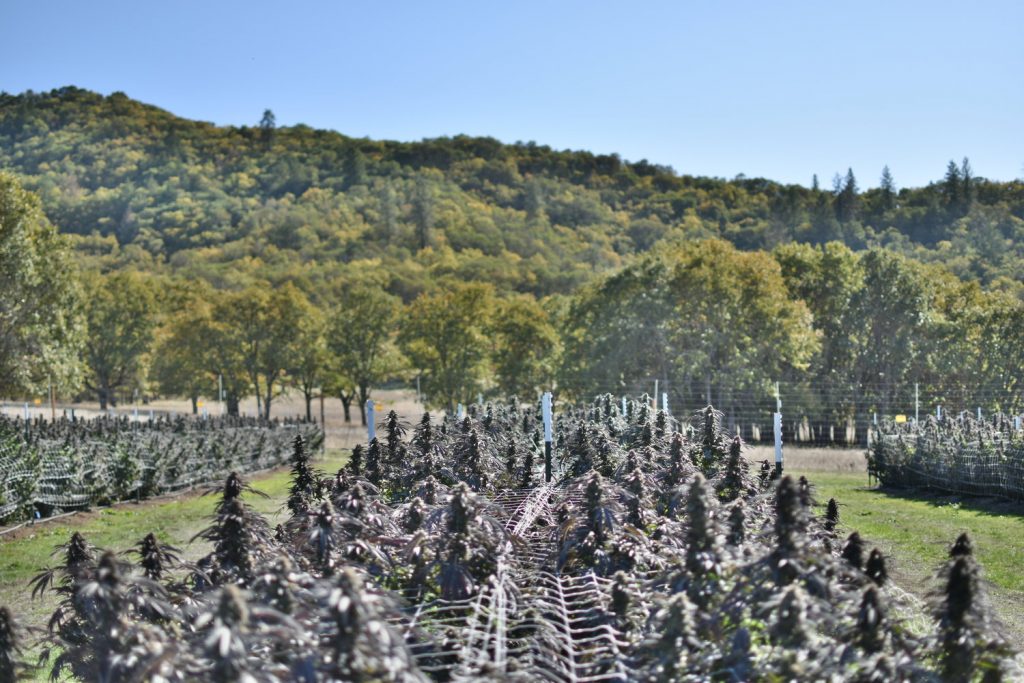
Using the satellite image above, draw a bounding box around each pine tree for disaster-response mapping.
[341,146,367,190]
[879,165,896,211]
[961,157,974,212]
[943,159,963,214]
[258,109,276,148]
[412,176,434,250]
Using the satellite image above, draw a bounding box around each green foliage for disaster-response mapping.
[399,283,494,411]
[4,88,1022,300]
[0,172,83,396]
[81,270,157,409]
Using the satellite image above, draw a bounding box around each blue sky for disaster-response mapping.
[2,0,1022,187]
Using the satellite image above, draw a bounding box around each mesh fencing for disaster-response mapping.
[871,413,1024,501]
[0,414,323,522]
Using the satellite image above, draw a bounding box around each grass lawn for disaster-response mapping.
[795,468,1024,645]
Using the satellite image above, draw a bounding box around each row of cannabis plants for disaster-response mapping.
[871,413,1024,501]
[0,414,322,522]
[0,398,1017,681]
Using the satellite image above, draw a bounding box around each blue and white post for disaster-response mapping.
[542,391,553,483]
[366,399,376,443]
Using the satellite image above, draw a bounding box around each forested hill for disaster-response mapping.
[2,86,1023,298]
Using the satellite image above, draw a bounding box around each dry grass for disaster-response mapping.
[744,444,868,473]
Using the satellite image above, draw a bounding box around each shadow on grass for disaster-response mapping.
[873,483,1024,521]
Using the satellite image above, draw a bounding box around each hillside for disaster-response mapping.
[2,86,1023,299]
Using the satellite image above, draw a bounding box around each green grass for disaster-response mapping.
[796,469,1024,642]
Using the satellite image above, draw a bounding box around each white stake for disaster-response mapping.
[542,392,553,482]
[662,392,669,414]
[621,396,626,415]
[773,411,783,475]
[977,406,982,420]
[367,399,376,442]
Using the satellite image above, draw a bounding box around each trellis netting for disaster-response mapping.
[871,412,1024,501]
[0,414,322,522]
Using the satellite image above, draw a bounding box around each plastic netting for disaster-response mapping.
[0,414,322,522]
[871,413,1024,501]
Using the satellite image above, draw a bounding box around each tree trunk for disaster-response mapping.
[339,394,352,423]
[304,390,313,422]
[227,394,240,417]
[191,396,198,415]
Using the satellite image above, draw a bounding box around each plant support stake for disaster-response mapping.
[773,411,783,477]
[367,399,376,443]
[542,391,553,482]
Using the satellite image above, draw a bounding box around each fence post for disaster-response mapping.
[542,392,553,483]
[621,396,626,416]
[915,383,919,423]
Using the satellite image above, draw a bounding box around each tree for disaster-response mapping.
[561,241,819,419]
[774,241,865,431]
[342,146,368,190]
[960,157,974,213]
[851,249,931,420]
[289,305,328,422]
[488,295,559,399]
[664,240,819,414]
[835,168,859,223]
[879,166,896,211]
[82,271,157,410]
[399,284,493,412]
[259,109,276,148]
[0,172,83,397]
[412,175,435,251]
[377,184,399,245]
[326,286,404,425]
[215,284,310,419]
[942,160,963,215]
[151,304,214,414]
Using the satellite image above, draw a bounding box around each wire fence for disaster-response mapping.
[0,413,323,522]
[870,413,1024,501]
[580,379,1024,447]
